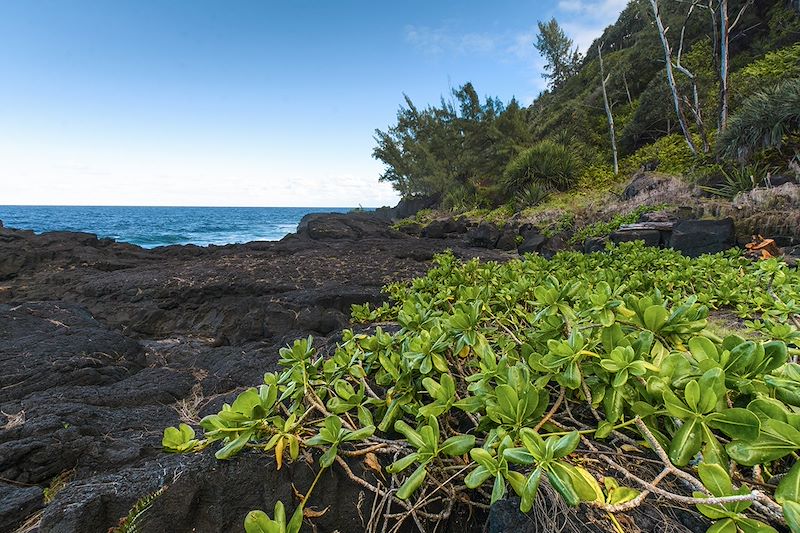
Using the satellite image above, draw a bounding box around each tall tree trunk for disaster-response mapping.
[622,72,633,105]
[649,0,698,154]
[719,0,730,130]
[598,43,619,175]
[673,63,710,152]
[719,0,752,131]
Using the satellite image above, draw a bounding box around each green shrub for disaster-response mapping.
[502,141,578,194]
[414,209,435,224]
[620,134,705,177]
[732,43,800,109]
[164,244,800,532]
[577,163,618,188]
[718,79,800,162]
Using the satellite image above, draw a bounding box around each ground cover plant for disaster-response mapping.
[164,243,800,532]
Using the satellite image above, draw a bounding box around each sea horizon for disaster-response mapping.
[0,205,376,248]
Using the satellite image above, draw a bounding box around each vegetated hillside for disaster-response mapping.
[373,0,800,211]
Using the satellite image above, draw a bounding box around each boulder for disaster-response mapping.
[669,218,735,257]
[496,226,520,251]
[583,237,607,253]
[421,218,468,239]
[295,212,400,240]
[467,222,501,248]
[374,194,439,221]
[541,234,570,259]
[518,233,547,255]
[421,219,448,239]
[765,174,799,187]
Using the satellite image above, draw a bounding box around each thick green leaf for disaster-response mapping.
[546,462,580,507]
[734,517,778,533]
[551,431,580,459]
[394,420,426,449]
[503,447,534,465]
[520,428,547,459]
[453,395,484,413]
[643,305,669,333]
[607,486,639,505]
[520,468,542,513]
[727,419,800,465]
[506,470,527,497]
[668,418,702,467]
[698,463,733,497]
[343,425,375,442]
[689,336,719,363]
[706,408,760,441]
[782,501,800,533]
[706,518,737,533]
[777,461,800,504]
[396,464,428,500]
[685,380,700,412]
[471,447,498,470]
[491,473,506,504]
[387,452,420,474]
[440,434,475,457]
[566,465,603,502]
[215,430,253,460]
[319,444,338,468]
[244,510,282,533]
[464,465,493,489]
[663,389,695,420]
[286,502,305,533]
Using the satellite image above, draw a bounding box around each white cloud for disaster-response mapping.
[404,25,497,56]
[558,0,630,52]
[562,21,606,53]
[0,143,400,208]
[557,0,629,18]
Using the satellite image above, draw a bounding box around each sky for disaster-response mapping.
[0,0,627,207]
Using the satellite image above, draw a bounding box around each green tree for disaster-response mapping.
[534,18,582,91]
[373,83,532,203]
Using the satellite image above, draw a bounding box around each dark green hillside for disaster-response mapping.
[373,0,800,210]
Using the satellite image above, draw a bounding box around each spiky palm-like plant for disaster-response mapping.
[718,79,800,162]
[502,141,577,194]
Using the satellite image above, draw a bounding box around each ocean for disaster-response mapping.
[0,206,362,248]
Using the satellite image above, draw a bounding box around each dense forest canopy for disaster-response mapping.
[373,0,800,209]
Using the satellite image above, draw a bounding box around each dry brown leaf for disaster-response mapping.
[303,506,330,518]
[364,452,384,479]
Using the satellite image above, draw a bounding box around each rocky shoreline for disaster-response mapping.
[0,198,795,532]
[0,214,514,532]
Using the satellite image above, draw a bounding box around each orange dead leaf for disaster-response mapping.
[303,506,330,518]
[364,452,385,479]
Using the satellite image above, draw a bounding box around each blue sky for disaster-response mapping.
[0,0,627,207]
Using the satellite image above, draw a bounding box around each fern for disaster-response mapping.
[110,487,165,533]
